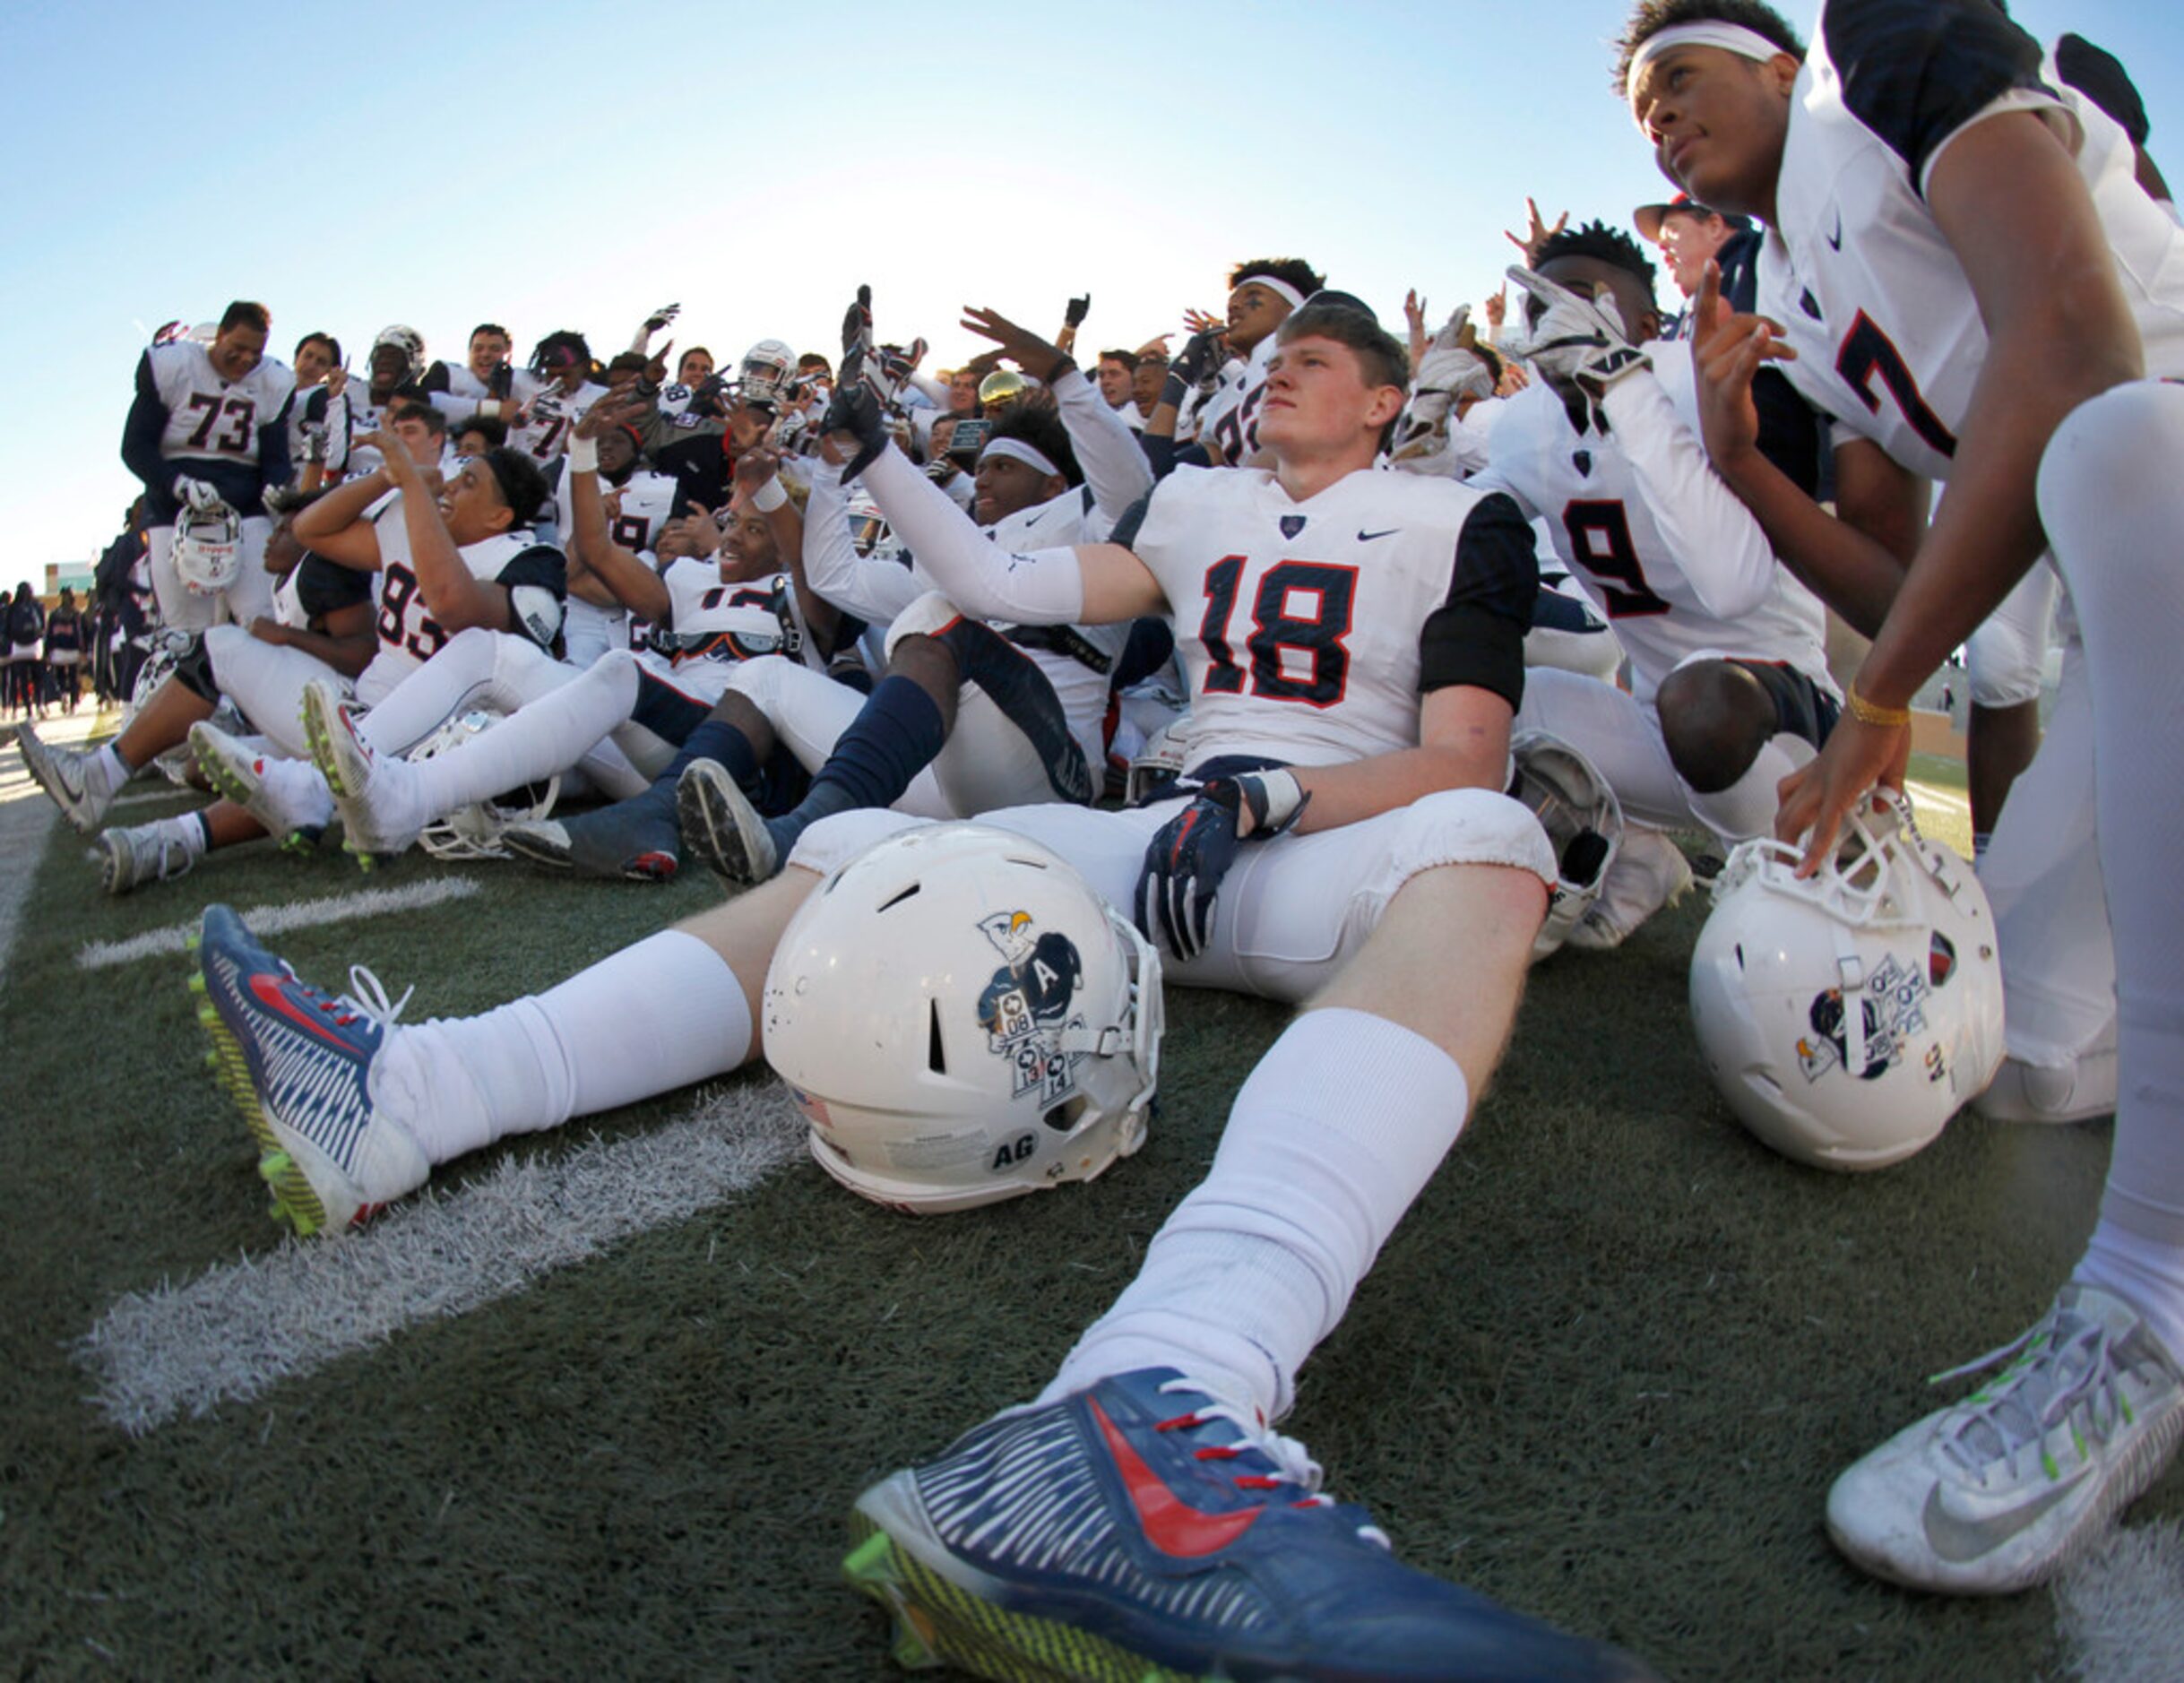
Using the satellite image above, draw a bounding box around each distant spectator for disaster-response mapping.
[6,583,47,719]
[44,587,85,714]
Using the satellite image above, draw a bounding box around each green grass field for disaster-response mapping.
[2,714,2173,1680]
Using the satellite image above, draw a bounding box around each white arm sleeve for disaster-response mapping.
[804,468,927,626]
[861,445,1087,626]
[1050,365,1153,531]
[904,371,950,409]
[1601,366,1777,622]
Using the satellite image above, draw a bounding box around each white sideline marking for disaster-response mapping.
[2056,1517,2184,1683]
[76,879,482,971]
[77,1085,805,1434]
[0,750,58,996]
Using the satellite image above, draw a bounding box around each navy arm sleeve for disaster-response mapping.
[1826,0,2052,195]
[121,352,172,505]
[1419,492,1538,710]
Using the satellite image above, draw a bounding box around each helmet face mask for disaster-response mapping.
[1689,791,2005,1170]
[738,339,798,412]
[763,824,1163,1214]
[1507,728,1622,961]
[406,710,559,860]
[172,503,243,596]
[372,324,427,388]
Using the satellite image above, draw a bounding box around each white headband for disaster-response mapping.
[1232,275,1307,313]
[979,436,1061,479]
[1627,22,1791,120]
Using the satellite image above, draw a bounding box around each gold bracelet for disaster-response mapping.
[1845,685,1912,729]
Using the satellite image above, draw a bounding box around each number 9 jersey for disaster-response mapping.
[1118,465,1540,770]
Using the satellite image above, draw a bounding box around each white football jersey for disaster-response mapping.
[1758,1,2184,481]
[1122,465,1539,770]
[635,559,797,703]
[1469,362,1831,704]
[554,468,678,557]
[510,380,608,463]
[149,341,296,470]
[356,498,565,704]
[1195,336,1277,464]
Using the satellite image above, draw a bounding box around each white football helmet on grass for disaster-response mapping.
[406,710,561,861]
[764,824,1162,1214]
[1689,790,2004,1170]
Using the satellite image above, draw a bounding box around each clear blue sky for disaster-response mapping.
[3,0,2177,594]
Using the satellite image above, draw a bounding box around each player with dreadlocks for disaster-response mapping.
[1469,217,1836,946]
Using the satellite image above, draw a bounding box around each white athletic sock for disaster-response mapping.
[91,744,131,794]
[1040,1007,1470,1422]
[2076,1218,2184,1368]
[1684,733,1810,846]
[401,655,643,832]
[378,930,754,1165]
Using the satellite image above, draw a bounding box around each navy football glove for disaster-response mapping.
[1135,771,1308,961]
[823,353,891,483]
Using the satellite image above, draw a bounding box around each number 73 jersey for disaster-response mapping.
[1121,465,1538,769]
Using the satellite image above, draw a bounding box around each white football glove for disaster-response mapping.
[1393,306,1499,468]
[173,475,227,514]
[1506,265,1652,397]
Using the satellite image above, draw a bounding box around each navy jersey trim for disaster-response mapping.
[1824,0,2052,194]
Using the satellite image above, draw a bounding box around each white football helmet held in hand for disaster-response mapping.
[1506,729,1623,962]
[1689,790,2005,1171]
[764,824,1163,1215]
[171,501,243,596]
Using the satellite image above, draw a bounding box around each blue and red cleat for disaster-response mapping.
[845,1367,1655,1680]
[189,903,427,1237]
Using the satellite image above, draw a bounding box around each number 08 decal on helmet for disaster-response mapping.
[1689,790,2005,1171]
[762,824,1163,1215]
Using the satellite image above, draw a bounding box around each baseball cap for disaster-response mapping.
[1634,192,1753,243]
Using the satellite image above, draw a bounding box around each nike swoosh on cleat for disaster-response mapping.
[1357,528,1400,541]
[1091,1398,1261,1558]
[1826,210,1843,252]
[247,973,364,1057]
[1920,1472,2089,1565]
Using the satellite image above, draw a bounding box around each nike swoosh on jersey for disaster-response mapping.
[1826,210,1844,251]
[1090,1397,1262,1558]
[249,972,365,1056]
[1920,1470,2088,1564]
[1357,528,1400,542]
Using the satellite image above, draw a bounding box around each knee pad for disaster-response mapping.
[882,591,965,660]
[1363,789,1558,910]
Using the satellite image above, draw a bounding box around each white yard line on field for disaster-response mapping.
[77,1084,804,1434]
[77,878,483,970]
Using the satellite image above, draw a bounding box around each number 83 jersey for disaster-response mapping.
[1119,464,1539,769]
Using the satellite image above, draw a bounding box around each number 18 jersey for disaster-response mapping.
[1118,465,1538,769]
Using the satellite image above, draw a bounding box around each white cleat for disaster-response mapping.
[301,678,418,861]
[189,721,333,851]
[1565,826,1693,951]
[17,721,117,833]
[1827,1282,2184,1594]
[99,821,198,895]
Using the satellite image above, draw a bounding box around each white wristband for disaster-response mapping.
[566,436,600,474]
[751,474,788,513]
